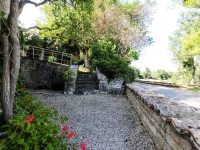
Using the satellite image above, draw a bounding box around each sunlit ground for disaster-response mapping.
[78,67,90,73]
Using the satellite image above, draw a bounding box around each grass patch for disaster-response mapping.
[187,87,200,92]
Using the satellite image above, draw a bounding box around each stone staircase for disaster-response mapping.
[75,72,99,94]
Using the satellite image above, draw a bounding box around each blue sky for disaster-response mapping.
[19,0,183,72]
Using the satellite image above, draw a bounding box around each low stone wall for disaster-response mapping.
[21,57,69,89]
[126,83,200,150]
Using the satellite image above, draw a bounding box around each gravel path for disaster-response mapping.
[134,82,200,108]
[32,90,157,150]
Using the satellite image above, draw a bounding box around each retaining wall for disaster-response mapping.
[126,83,200,150]
[21,57,69,89]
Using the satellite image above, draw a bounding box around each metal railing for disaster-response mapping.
[21,45,73,66]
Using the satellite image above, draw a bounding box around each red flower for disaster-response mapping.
[27,97,31,101]
[20,88,24,92]
[42,112,45,114]
[61,125,68,132]
[27,90,31,93]
[67,131,75,138]
[25,114,34,123]
[80,142,86,150]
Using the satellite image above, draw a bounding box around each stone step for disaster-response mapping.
[74,90,99,95]
[76,81,98,84]
[75,72,99,95]
[76,84,98,89]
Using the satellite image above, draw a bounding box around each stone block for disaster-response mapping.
[155,126,166,139]
[163,142,173,150]
[153,113,163,124]
[162,122,171,134]
[166,133,183,150]
[179,136,193,150]
[169,128,181,144]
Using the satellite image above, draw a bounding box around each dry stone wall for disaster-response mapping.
[21,57,69,89]
[126,83,200,150]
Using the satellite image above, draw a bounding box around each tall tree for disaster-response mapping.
[39,0,154,68]
[169,10,200,84]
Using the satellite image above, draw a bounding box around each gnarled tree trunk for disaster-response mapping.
[0,0,12,123]
[82,48,89,68]
[9,0,20,109]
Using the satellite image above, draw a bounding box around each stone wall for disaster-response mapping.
[126,83,200,150]
[21,57,69,89]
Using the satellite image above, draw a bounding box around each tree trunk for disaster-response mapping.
[9,0,20,108]
[2,32,12,123]
[190,66,196,84]
[1,0,12,123]
[82,48,89,68]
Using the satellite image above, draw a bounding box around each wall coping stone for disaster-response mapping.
[126,83,200,150]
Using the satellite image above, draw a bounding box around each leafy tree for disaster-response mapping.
[39,0,154,68]
[169,10,200,84]
[142,67,151,79]
[90,38,136,82]
[152,70,172,80]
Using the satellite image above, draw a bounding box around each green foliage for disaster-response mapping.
[151,70,172,80]
[169,10,200,83]
[183,0,200,7]
[72,57,83,65]
[62,69,75,80]
[48,56,57,62]
[142,67,152,79]
[187,87,200,91]
[1,10,8,31]
[0,88,75,150]
[90,38,135,82]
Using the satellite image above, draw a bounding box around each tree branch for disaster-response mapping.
[19,0,49,10]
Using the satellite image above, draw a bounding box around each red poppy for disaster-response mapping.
[25,114,34,123]
[61,125,68,132]
[67,131,75,138]
[80,142,86,150]
[20,88,24,92]
[27,97,31,101]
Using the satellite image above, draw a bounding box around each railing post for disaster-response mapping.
[22,45,24,57]
[70,54,73,66]
[42,49,44,60]
[33,46,34,59]
[61,52,63,64]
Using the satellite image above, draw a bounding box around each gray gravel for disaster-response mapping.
[32,90,157,150]
[134,82,200,108]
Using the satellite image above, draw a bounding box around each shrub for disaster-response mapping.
[0,89,75,150]
[62,69,75,81]
[48,56,57,62]
[90,38,135,82]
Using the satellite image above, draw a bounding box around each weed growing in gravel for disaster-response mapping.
[0,88,76,150]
